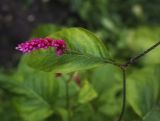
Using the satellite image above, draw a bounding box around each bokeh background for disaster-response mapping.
[0,0,160,121]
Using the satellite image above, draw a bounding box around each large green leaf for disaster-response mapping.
[2,56,59,121]
[91,65,122,117]
[91,64,121,93]
[27,27,110,73]
[127,67,160,117]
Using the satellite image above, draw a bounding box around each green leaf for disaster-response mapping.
[27,27,110,73]
[55,74,80,109]
[4,56,59,121]
[55,108,68,121]
[91,65,122,116]
[143,108,160,121]
[72,104,95,121]
[127,67,159,117]
[78,80,98,104]
[91,64,121,93]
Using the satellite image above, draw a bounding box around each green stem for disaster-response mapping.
[122,41,160,67]
[65,75,73,121]
[65,81,70,121]
[112,41,160,121]
[117,68,126,121]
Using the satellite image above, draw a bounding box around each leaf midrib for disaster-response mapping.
[8,80,52,108]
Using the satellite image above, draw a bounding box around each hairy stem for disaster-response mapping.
[117,68,126,121]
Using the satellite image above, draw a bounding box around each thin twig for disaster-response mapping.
[116,41,160,121]
[122,41,160,67]
[117,68,126,121]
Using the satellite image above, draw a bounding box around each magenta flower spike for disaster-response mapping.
[15,38,67,56]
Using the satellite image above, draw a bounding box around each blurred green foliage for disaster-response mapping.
[0,0,160,121]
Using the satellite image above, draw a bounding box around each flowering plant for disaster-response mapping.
[16,38,66,56]
[1,27,160,121]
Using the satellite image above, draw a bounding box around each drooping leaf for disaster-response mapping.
[27,27,110,73]
[127,67,159,117]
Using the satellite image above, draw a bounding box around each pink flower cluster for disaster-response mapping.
[15,38,67,56]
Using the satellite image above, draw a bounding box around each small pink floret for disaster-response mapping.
[15,38,67,56]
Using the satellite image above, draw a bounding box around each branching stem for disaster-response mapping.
[115,41,160,121]
[122,41,160,68]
